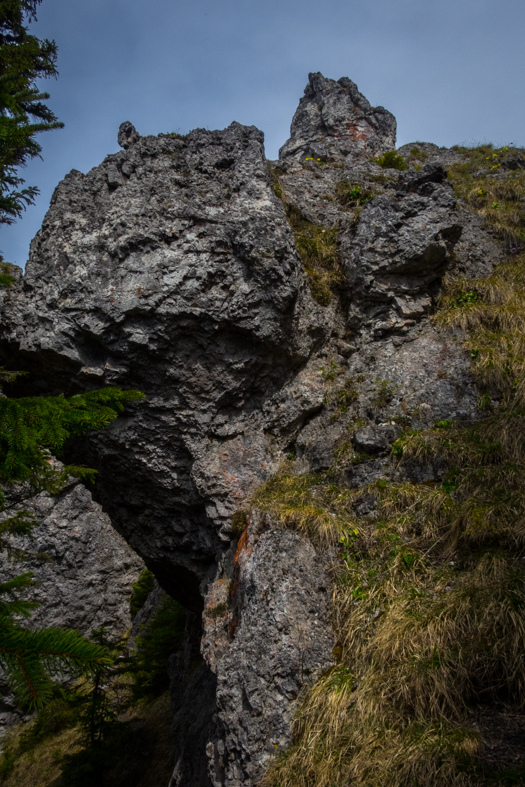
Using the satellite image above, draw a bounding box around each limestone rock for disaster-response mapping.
[0,482,143,744]
[0,74,509,786]
[203,512,334,787]
[0,120,329,612]
[353,424,401,454]
[0,482,143,634]
[279,72,396,163]
[341,164,462,335]
[118,120,140,149]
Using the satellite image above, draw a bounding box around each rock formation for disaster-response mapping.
[0,480,143,741]
[279,72,396,163]
[0,73,511,785]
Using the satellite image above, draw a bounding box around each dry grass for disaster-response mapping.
[252,469,356,547]
[260,187,525,786]
[0,691,174,787]
[437,256,525,406]
[268,167,344,306]
[262,665,480,787]
[447,145,525,250]
[262,470,525,786]
[1,725,82,787]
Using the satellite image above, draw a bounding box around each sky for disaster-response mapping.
[2,0,525,268]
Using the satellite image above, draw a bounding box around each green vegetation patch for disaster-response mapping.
[269,168,344,306]
[375,150,408,170]
[129,595,185,700]
[129,568,155,618]
[448,144,525,251]
[0,595,186,787]
[284,203,343,307]
[335,181,375,209]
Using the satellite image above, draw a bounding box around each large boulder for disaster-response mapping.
[0,79,506,786]
[341,164,463,336]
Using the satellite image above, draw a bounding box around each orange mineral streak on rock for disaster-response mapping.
[346,121,370,142]
[233,525,251,569]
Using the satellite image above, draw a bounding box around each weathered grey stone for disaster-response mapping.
[0,74,511,785]
[0,120,329,613]
[106,164,121,189]
[118,120,140,149]
[501,155,525,171]
[203,512,334,787]
[396,141,465,169]
[341,164,462,335]
[279,72,396,163]
[0,481,144,746]
[352,492,379,517]
[337,340,356,357]
[353,424,401,454]
[0,482,143,634]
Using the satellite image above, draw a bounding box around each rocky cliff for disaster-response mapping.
[0,72,522,786]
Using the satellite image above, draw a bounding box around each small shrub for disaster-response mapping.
[269,165,285,200]
[372,378,399,407]
[0,747,16,779]
[320,360,341,381]
[335,182,375,209]
[129,568,155,618]
[130,595,185,700]
[18,688,82,753]
[409,146,428,160]
[375,150,408,170]
[0,261,17,287]
[231,510,248,537]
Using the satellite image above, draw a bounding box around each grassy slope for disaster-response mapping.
[259,146,525,787]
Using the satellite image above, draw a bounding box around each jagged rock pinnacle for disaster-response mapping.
[118,120,140,149]
[279,71,396,163]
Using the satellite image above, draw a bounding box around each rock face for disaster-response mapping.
[279,72,396,163]
[0,481,143,633]
[0,481,143,741]
[0,119,329,611]
[0,73,503,785]
[202,512,333,787]
[342,164,463,336]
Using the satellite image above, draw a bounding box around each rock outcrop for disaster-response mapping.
[0,480,143,742]
[0,73,506,785]
[0,481,143,633]
[0,119,331,613]
[279,72,396,163]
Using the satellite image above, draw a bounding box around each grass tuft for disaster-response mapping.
[284,203,343,306]
[375,150,408,170]
[335,181,375,209]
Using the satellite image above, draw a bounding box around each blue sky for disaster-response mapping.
[2,0,525,268]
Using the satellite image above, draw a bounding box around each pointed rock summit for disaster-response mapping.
[279,72,396,163]
[117,120,140,149]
